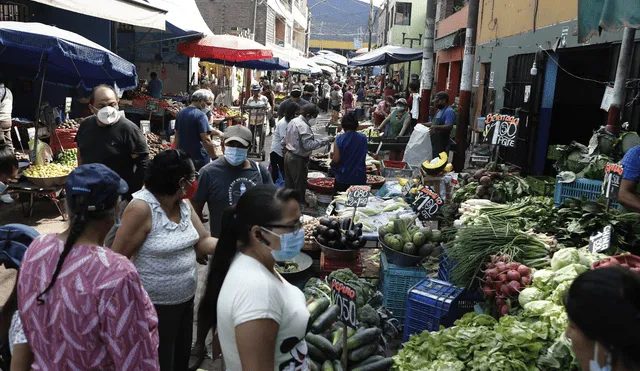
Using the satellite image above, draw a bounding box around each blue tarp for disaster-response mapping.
[578,0,640,42]
[348,45,423,67]
[0,22,138,90]
[204,57,290,71]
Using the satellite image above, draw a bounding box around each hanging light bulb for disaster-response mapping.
[530,61,538,76]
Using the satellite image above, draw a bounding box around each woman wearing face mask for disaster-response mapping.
[283,104,334,206]
[17,164,160,369]
[565,268,640,371]
[376,97,411,138]
[199,185,310,371]
[111,149,217,371]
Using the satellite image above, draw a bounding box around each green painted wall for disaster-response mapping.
[387,0,427,84]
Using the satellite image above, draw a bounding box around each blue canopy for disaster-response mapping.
[204,57,290,71]
[348,45,423,67]
[0,22,138,90]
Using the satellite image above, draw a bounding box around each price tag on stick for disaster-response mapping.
[330,278,358,328]
[603,163,623,202]
[401,181,412,196]
[413,186,443,220]
[345,185,371,208]
[589,225,612,253]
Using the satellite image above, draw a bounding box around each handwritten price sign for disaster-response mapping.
[603,163,623,201]
[346,185,371,208]
[589,225,612,253]
[331,278,358,328]
[413,186,444,220]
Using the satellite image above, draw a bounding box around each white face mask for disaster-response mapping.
[96,106,120,126]
[589,343,612,371]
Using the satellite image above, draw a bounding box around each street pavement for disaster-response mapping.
[0,111,332,370]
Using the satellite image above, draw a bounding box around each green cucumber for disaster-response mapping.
[346,328,381,351]
[322,360,334,371]
[307,298,331,325]
[306,333,339,360]
[332,360,344,371]
[351,357,394,371]
[307,342,327,362]
[352,355,385,369]
[311,305,340,334]
[331,327,344,345]
[310,359,322,371]
[348,343,378,363]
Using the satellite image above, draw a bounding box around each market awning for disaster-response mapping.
[348,45,423,67]
[434,29,464,52]
[320,65,336,75]
[310,55,337,68]
[30,0,167,30]
[578,0,640,42]
[203,57,289,71]
[145,0,213,37]
[317,50,348,66]
[177,34,273,62]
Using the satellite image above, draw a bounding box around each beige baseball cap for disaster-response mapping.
[224,125,252,146]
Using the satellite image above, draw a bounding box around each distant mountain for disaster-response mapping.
[309,0,379,42]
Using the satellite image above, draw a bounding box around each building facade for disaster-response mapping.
[434,2,467,103]
[196,0,308,57]
[470,0,640,175]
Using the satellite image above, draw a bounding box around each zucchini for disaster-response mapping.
[331,327,344,345]
[334,327,356,355]
[348,343,378,363]
[306,333,339,360]
[311,305,340,334]
[352,355,385,369]
[308,298,331,325]
[351,357,394,371]
[310,359,322,371]
[346,328,381,351]
[307,342,327,362]
[322,360,334,371]
[332,360,344,371]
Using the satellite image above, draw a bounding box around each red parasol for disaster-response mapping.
[177,34,273,62]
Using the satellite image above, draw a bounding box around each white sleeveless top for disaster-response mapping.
[132,189,199,305]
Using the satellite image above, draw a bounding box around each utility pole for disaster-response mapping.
[368,0,374,51]
[384,0,390,45]
[453,0,479,171]
[418,0,437,122]
[606,27,636,136]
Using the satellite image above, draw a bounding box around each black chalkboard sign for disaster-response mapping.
[345,185,371,208]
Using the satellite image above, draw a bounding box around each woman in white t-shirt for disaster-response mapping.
[199,185,310,371]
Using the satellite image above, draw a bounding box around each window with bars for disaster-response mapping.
[0,2,29,22]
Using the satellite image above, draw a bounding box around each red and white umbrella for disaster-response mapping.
[177,34,273,62]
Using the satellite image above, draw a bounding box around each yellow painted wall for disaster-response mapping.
[477,0,577,44]
[310,39,373,50]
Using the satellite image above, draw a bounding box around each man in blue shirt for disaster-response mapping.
[175,89,217,170]
[619,145,640,212]
[147,72,163,99]
[424,91,455,158]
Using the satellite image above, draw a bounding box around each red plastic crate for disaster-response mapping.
[320,253,363,279]
[383,160,408,169]
[51,129,78,153]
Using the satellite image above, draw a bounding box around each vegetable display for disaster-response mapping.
[313,218,366,250]
[481,256,533,316]
[378,215,438,258]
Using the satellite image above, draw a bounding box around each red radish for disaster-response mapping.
[506,270,521,282]
[495,297,505,306]
[508,280,521,295]
[496,262,507,272]
[500,255,510,262]
[521,276,532,286]
[500,285,511,297]
[482,286,495,299]
[498,273,508,283]
[485,268,499,280]
[499,305,510,316]
[507,262,520,271]
[517,265,531,276]
[486,263,496,270]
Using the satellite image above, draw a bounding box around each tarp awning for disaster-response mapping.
[203,57,289,71]
[434,30,463,52]
[348,45,423,67]
[578,0,640,42]
[30,0,167,30]
[146,0,213,37]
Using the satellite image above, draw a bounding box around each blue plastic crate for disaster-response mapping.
[438,246,454,282]
[402,279,462,341]
[380,252,427,322]
[554,176,620,208]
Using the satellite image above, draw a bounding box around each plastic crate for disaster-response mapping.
[50,129,78,153]
[379,252,427,322]
[402,279,483,341]
[526,176,556,196]
[553,176,619,208]
[381,160,413,178]
[320,253,363,279]
[438,246,454,283]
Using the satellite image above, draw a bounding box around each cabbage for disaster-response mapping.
[552,264,588,284]
[577,248,606,267]
[519,287,545,306]
[550,281,571,305]
[551,249,581,271]
[523,300,555,316]
[532,269,554,290]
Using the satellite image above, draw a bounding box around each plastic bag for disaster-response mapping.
[28,140,53,165]
[402,124,432,167]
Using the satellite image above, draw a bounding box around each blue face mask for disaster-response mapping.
[260,227,305,262]
[224,147,248,166]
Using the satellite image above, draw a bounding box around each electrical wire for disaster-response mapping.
[535,44,611,86]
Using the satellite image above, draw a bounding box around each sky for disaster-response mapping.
[356,0,385,6]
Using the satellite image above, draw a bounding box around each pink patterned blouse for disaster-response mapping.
[17,234,160,370]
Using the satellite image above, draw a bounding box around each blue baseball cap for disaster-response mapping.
[65,164,128,212]
[0,224,39,269]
